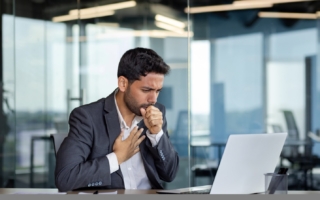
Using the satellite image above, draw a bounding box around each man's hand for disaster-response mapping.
[113,126,145,164]
[140,106,163,134]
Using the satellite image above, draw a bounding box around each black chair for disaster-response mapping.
[271,124,283,133]
[50,133,67,156]
[281,110,320,190]
[170,110,189,157]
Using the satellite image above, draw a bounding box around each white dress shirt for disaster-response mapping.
[105,90,163,189]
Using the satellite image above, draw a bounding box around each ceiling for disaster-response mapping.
[3,0,320,28]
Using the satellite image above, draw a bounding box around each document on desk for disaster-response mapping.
[12,192,66,194]
[79,191,118,195]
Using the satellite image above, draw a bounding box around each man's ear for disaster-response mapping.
[118,76,128,92]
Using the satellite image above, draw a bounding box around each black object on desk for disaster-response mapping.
[266,168,288,194]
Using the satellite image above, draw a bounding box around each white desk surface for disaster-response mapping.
[0,188,319,195]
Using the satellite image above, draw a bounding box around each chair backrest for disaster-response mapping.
[271,124,283,133]
[175,110,188,138]
[282,110,299,157]
[282,110,299,140]
[50,133,67,156]
[171,110,188,156]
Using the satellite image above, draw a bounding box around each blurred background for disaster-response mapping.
[1,0,320,191]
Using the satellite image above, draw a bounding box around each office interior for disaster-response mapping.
[1,0,320,191]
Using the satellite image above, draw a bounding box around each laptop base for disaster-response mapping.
[156,185,211,194]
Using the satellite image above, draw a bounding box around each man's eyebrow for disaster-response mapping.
[141,87,153,90]
[141,87,162,91]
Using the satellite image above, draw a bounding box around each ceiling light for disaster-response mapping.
[236,0,315,4]
[96,22,120,27]
[155,21,185,34]
[233,1,274,6]
[52,11,115,22]
[52,15,78,22]
[155,14,186,29]
[186,0,316,14]
[69,1,136,16]
[258,12,317,19]
[185,2,273,14]
[53,1,135,22]
[94,30,192,39]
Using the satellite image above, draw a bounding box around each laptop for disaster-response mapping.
[157,132,288,194]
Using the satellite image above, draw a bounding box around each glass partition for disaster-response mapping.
[1,0,191,189]
[188,0,320,190]
[3,0,320,192]
[2,2,16,188]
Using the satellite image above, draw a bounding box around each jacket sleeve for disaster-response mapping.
[55,107,112,192]
[145,106,179,182]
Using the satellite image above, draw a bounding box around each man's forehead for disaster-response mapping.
[132,74,164,88]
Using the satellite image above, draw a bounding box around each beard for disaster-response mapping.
[124,87,151,116]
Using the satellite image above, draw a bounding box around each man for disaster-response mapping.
[55,47,179,192]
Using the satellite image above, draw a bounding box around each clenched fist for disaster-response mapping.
[140,106,163,134]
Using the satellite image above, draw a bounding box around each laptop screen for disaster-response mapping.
[210,132,287,194]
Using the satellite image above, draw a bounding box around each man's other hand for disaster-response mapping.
[113,126,145,164]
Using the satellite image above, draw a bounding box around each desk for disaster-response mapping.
[0,188,319,195]
[68,189,158,194]
[0,188,157,194]
[0,188,60,194]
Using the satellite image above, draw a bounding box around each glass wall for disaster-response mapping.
[1,0,190,189]
[188,1,320,190]
[2,2,15,188]
[2,0,320,191]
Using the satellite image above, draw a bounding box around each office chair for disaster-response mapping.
[271,124,283,133]
[171,110,189,157]
[281,110,320,190]
[50,133,67,156]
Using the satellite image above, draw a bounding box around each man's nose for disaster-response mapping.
[148,92,157,104]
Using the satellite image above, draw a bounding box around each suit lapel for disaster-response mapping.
[104,89,124,182]
[103,90,159,188]
[137,120,163,189]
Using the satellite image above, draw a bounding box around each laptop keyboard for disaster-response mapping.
[180,188,211,194]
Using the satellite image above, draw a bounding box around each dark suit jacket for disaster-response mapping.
[55,90,179,192]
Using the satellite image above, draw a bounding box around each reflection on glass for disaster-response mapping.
[214,33,264,137]
[267,29,317,140]
[191,40,210,140]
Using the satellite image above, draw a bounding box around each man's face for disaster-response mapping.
[123,72,164,116]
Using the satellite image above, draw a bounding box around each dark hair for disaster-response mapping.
[117,47,170,83]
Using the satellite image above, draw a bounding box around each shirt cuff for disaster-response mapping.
[146,129,164,147]
[106,152,119,174]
